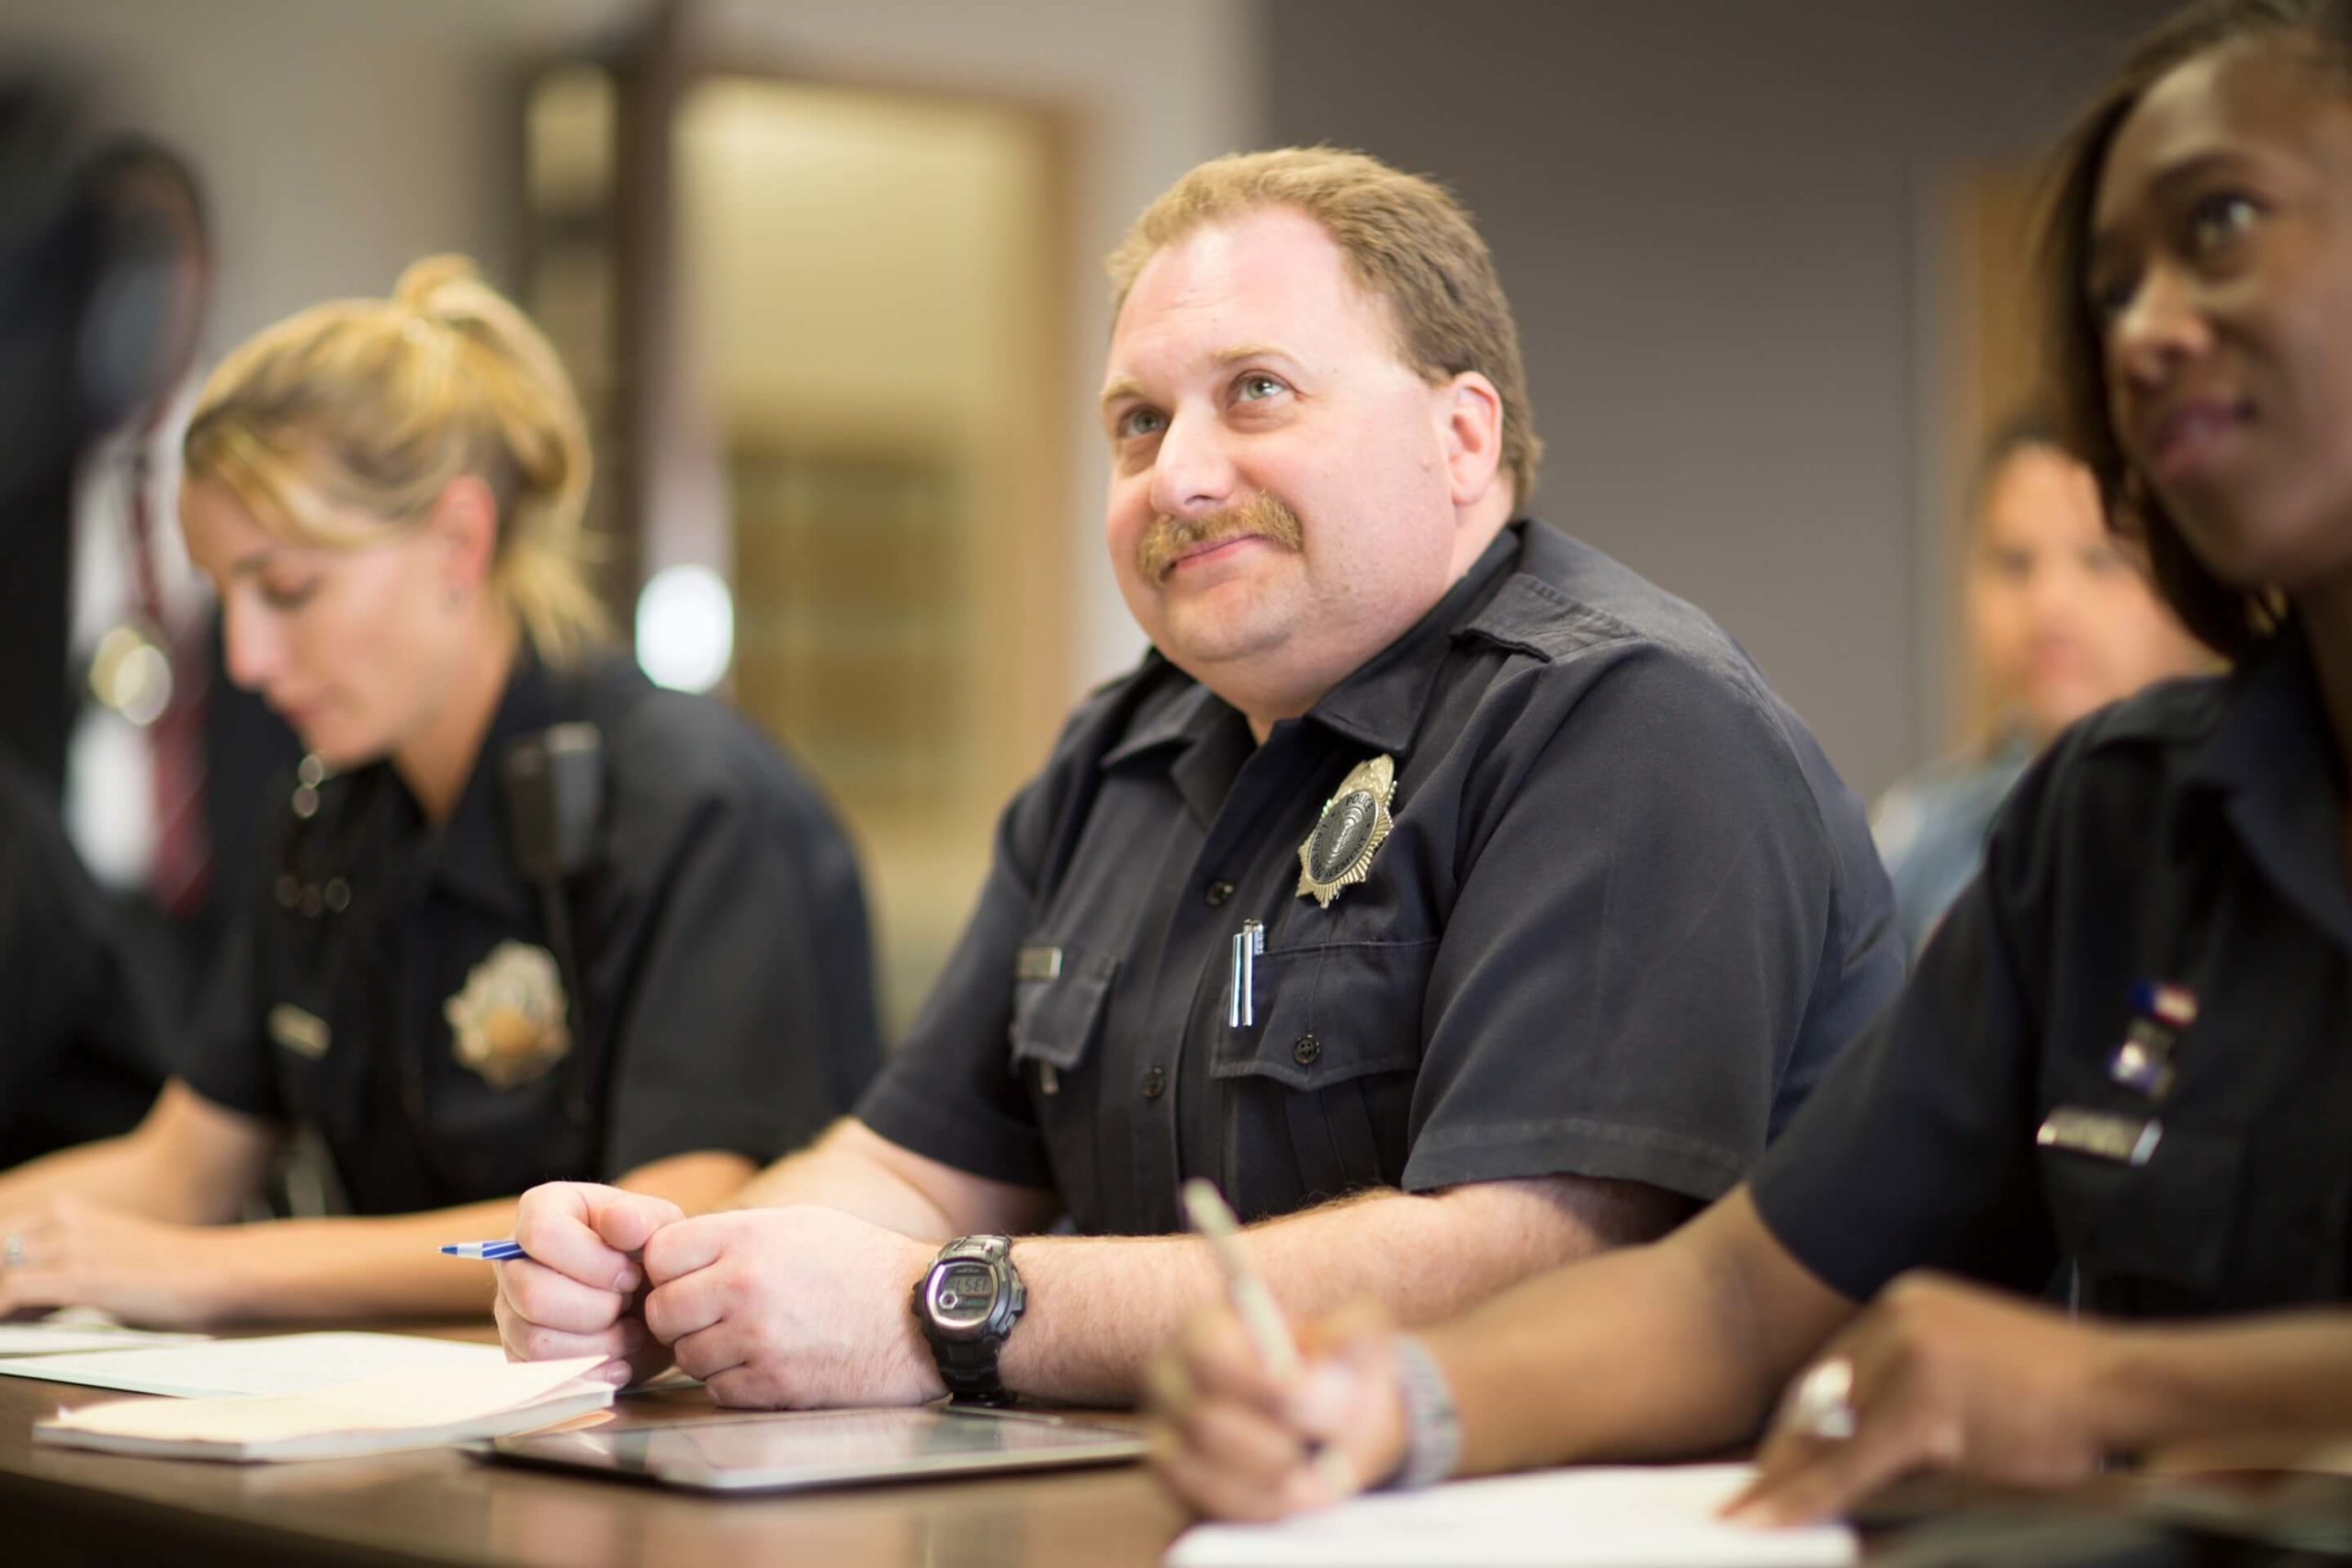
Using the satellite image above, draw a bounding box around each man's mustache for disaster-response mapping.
[1137,492,1305,584]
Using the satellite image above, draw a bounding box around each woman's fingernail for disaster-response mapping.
[614,1266,641,1293]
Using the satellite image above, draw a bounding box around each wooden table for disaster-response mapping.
[0,1324,1193,1567]
[11,1325,2342,1567]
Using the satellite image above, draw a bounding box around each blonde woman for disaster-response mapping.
[0,258,877,1333]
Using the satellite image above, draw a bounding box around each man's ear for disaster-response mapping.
[1440,371,1507,510]
[424,475,500,600]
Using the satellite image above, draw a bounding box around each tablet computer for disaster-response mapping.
[482,1406,1147,1494]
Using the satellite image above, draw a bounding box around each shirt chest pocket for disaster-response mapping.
[2037,1119,2245,1315]
[1004,942,1119,1219]
[1008,942,1119,1095]
[1211,938,1436,1212]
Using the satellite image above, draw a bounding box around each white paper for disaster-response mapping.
[0,1332,507,1399]
[36,1356,610,1461]
[1165,1463,1857,1568]
[0,1310,209,1357]
[43,1355,600,1439]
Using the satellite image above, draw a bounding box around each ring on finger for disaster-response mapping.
[1,1233,24,1271]
[1781,1355,1858,1441]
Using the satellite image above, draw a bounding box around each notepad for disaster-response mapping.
[0,1331,507,1398]
[34,1354,611,1461]
[1164,1463,1857,1567]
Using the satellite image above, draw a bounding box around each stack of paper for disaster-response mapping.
[0,1331,510,1398]
[0,1311,209,1357]
[34,1355,611,1461]
[1165,1463,1857,1567]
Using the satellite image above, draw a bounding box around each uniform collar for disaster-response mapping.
[1096,523,1525,822]
[1300,522,1524,757]
[2184,622,2352,947]
[422,645,569,920]
[1096,671,1252,828]
[1100,670,1225,768]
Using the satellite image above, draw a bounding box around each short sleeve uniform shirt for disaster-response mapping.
[181,650,880,1214]
[859,520,1905,1233]
[1755,626,2352,1316]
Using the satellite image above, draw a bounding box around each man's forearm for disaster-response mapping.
[726,1120,963,1240]
[1002,1177,1679,1405]
[2099,1313,2352,1454]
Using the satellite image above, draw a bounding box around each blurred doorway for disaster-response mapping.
[1924,162,2047,754]
[522,41,1076,1040]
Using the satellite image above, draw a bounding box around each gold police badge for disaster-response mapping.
[1296,754,1397,908]
[445,941,572,1089]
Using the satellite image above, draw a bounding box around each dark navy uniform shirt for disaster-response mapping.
[0,752,163,1167]
[858,520,1904,1235]
[182,649,879,1215]
[1755,626,2352,1317]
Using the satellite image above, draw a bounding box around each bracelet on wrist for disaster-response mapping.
[1384,1333,1462,1492]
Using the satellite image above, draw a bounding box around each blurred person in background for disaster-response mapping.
[1148,0,2352,1526]
[0,256,878,1326]
[54,135,299,1036]
[1872,413,2209,954]
[0,750,164,1169]
[0,85,179,1163]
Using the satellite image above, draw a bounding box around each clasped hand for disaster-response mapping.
[494,1182,945,1406]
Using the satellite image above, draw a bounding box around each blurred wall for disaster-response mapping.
[0,0,1257,693]
[1264,0,2176,798]
[0,0,614,363]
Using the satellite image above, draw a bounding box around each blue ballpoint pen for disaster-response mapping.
[438,1240,528,1261]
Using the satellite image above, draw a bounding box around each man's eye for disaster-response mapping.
[2186,191,2260,256]
[1114,407,1166,441]
[1234,372,1284,402]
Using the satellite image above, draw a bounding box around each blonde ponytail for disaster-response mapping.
[186,254,610,662]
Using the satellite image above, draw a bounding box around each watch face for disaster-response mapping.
[927,1261,1000,1335]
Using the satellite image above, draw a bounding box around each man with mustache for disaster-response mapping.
[492,149,1904,1411]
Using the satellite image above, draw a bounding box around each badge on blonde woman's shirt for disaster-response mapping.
[445,941,572,1089]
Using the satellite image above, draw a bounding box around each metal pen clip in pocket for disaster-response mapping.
[1228,919,1265,1028]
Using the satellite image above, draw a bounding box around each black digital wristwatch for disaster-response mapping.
[913,1235,1026,1405]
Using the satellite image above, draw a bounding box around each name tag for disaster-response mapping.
[1014,945,1063,982]
[267,1004,332,1060]
[2037,1107,2162,1167]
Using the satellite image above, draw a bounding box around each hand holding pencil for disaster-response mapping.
[1146,1179,1408,1518]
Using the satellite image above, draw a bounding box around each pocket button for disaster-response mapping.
[1291,1034,1321,1066]
[1141,1064,1169,1100]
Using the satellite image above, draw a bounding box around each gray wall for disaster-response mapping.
[1,0,1256,689]
[1264,0,2174,798]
